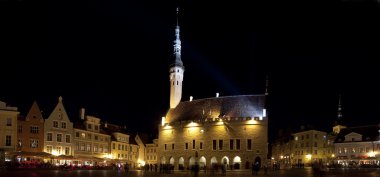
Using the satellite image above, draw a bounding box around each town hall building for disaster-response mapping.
[158,8,268,170]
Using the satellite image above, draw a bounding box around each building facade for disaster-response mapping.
[73,113,110,166]
[145,139,158,165]
[158,9,268,170]
[44,97,74,160]
[0,101,19,163]
[17,101,44,153]
[334,125,380,166]
[292,130,333,166]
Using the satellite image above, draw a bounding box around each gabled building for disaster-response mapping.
[17,101,45,154]
[334,125,380,166]
[44,97,74,161]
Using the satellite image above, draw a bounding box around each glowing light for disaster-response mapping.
[280,155,284,159]
[163,124,172,129]
[188,121,198,127]
[52,150,59,156]
[247,120,257,124]
[200,129,204,133]
[331,154,335,158]
[216,120,224,125]
[368,152,376,157]
[271,157,274,160]
[306,154,312,160]
[138,160,146,166]
[259,116,263,120]
[263,109,266,117]
[161,117,166,126]
[104,154,112,159]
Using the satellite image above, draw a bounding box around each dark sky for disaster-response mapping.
[2,0,380,141]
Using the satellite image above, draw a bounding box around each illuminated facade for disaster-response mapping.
[169,8,184,109]
[17,101,44,153]
[104,123,141,168]
[43,97,74,158]
[73,114,110,165]
[158,9,268,170]
[292,130,334,165]
[0,101,19,163]
[334,125,380,166]
[145,139,158,165]
[272,129,335,167]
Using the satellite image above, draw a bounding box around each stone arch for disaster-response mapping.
[178,157,185,170]
[254,156,261,167]
[169,156,175,165]
[189,156,196,167]
[160,156,166,164]
[233,156,241,169]
[199,156,206,168]
[221,156,229,165]
[210,156,218,165]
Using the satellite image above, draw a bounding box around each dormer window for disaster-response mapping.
[352,138,355,141]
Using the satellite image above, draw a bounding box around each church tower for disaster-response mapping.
[333,94,346,134]
[169,7,184,109]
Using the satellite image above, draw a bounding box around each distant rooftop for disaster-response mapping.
[0,101,18,111]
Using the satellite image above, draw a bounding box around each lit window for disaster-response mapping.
[30,139,38,148]
[46,146,52,153]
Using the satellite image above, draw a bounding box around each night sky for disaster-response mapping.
[2,0,380,141]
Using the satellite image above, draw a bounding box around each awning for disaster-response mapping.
[10,151,53,158]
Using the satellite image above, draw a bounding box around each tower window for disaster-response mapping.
[173,81,174,85]
[177,81,178,85]
[177,69,179,72]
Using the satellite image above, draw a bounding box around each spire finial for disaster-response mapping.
[176,7,179,26]
[172,7,183,67]
[265,75,269,96]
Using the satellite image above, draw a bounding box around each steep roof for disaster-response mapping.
[334,124,380,143]
[166,95,266,123]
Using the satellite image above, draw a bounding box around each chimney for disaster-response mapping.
[104,121,108,128]
[80,108,85,120]
[190,96,193,101]
[216,93,219,97]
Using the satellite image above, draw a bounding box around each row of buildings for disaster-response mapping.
[1,8,270,170]
[0,98,158,168]
[271,97,380,168]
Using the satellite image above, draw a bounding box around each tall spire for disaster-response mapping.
[173,7,183,67]
[334,94,344,126]
[169,7,185,109]
[337,94,342,119]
